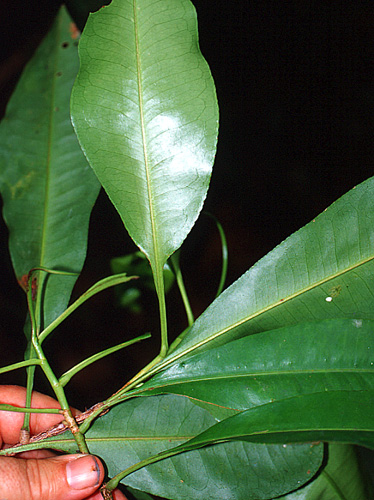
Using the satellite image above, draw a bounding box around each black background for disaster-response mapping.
[0,0,373,409]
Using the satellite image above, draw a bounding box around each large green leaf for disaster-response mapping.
[70,0,219,278]
[279,444,368,500]
[136,319,374,417]
[10,395,323,500]
[100,393,373,498]
[173,390,374,452]
[160,176,374,365]
[0,7,100,328]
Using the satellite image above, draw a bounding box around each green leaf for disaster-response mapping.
[136,319,374,418]
[70,0,219,276]
[159,177,374,365]
[175,390,374,452]
[278,444,369,500]
[102,391,373,496]
[0,6,100,328]
[12,395,323,500]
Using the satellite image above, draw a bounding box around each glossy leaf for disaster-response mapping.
[136,319,374,417]
[70,0,219,276]
[173,390,374,452]
[279,444,368,500]
[10,395,323,500]
[158,177,374,366]
[102,392,374,497]
[0,7,100,328]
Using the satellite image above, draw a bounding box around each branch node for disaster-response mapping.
[62,410,79,434]
[19,429,30,445]
[100,483,113,499]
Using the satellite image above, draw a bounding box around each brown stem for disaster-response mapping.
[100,483,114,499]
[8,401,108,451]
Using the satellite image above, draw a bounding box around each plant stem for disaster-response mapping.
[169,253,194,327]
[0,404,62,414]
[78,352,164,434]
[155,269,168,358]
[44,361,89,453]
[204,212,228,298]
[39,272,133,344]
[103,445,190,493]
[59,333,151,387]
[78,346,172,434]
[83,258,171,435]
[31,326,89,453]
[167,325,191,354]
[21,361,36,439]
[0,359,41,375]
[75,268,175,434]
[21,275,40,440]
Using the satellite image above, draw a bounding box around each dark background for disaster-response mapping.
[0,1,373,409]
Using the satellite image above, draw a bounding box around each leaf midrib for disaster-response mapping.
[48,435,201,443]
[45,427,374,445]
[322,470,349,500]
[190,428,374,445]
[34,14,63,328]
[160,253,374,369]
[39,16,62,268]
[145,367,374,386]
[133,0,159,269]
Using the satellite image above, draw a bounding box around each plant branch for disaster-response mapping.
[0,359,41,375]
[22,273,40,440]
[59,333,150,387]
[0,404,62,414]
[169,252,194,327]
[30,319,89,453]
[102,438,208,494]
[204,212,228,298]
[0,401,110,456]
[155,267,168,358]
[38,273,135,343]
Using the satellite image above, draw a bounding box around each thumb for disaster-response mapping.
[0,454,104,500]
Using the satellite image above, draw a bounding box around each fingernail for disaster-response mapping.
[66,455,101,490]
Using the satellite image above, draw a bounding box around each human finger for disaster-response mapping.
[0,385,78,445]
[0,453,105,500]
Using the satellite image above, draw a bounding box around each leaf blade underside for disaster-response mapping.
[0,6,100,327]
[71,0,219,274]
